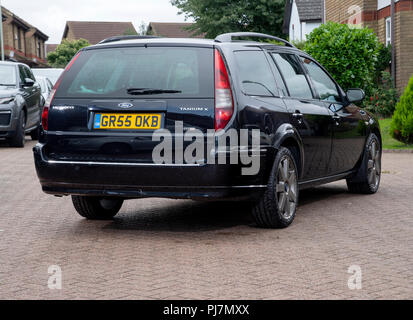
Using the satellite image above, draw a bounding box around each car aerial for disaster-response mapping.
[32,68,64,86]
[1,61,42,147]
[35,76,53,105]
[33,33,382,228]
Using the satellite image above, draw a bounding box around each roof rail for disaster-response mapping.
[98,35,160,44]
[215,32,296,48]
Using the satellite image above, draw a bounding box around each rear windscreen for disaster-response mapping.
[55,47,214,99]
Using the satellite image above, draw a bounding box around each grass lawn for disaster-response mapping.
[378,118,413,150]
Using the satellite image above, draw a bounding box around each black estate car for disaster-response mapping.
[1,61,42,147]
[33,33,382,228]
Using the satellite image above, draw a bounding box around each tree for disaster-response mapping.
[390,75,413,143]
[137,21,148,36]
[123,27,138,36]
[170,0,285,39]
[47,39,90,68]
[304,22,380,95]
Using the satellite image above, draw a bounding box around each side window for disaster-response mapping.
[300,57,341,102]
[18,65,26,83]
[233,50,278,97]
[272,53,313,100]
[25,67,36,81]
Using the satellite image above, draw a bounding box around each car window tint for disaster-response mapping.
[26,67,36,81]
[234,50,277,96]
[272,53,313,99]
[300,57,341,102]
[18,66,26,83]
[266,53,288,96]
[56,47,214,99]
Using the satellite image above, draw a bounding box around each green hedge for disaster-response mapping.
[304,22,380,96]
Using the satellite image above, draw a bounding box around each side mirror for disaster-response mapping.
[346,88,365,103]
[23,78,35,87]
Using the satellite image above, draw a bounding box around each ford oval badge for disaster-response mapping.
[118,102,134,109]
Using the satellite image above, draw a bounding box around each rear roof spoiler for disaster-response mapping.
[215,32,296,48]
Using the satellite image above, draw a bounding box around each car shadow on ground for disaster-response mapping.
[0,137,35,148]
[104,184,350,233]
[106,200,255,232]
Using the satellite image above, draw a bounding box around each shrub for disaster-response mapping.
[364,71,399,117]
[47,39,90,68]
[291,40,306,50]
[390,75,413,143]
[304,22,380,95]
[374,43,392,84]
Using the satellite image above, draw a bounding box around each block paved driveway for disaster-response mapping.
[0,140,412,300]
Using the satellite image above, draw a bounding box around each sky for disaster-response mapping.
[1,0,190,44]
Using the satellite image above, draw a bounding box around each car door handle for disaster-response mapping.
[292,111,303,124]
[332,114,341,125]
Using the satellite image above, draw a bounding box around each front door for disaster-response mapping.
[298,56,366,175]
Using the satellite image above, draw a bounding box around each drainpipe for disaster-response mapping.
[391,0,396,84]
[0,1,5,61]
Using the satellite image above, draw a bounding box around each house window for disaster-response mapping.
[14,26,22,51]
[37,40,42,58]
[385,17,391,47]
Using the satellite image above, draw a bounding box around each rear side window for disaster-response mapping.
[233,50,278,97]
[56,47,214,98]
[272,53,313,100]
[300,57,341,102]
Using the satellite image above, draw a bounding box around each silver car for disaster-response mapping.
[0,61,42,147]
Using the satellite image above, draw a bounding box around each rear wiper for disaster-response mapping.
[127,88,182,95]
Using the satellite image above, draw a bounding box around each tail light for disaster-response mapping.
[41,51,82,131]
[214,49,234,131]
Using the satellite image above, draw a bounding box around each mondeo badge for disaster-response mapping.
[118,102,134,109]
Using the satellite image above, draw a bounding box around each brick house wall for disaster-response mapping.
[1,6,49,67]
[325,0,413,92]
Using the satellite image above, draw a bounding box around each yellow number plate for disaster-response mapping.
[94,113,162,130]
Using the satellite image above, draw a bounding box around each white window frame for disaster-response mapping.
[385,17,392,47]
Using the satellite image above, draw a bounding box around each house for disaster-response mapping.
[147,22,204,38]
[1,6,49,67]
[283,0,324,42]
[325,0,413,91]
[45,43,58,55]
[62,21,137,44]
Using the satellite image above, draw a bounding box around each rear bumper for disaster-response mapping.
[33,143,268,200]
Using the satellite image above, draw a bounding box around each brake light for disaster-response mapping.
[214,49,233,131]
[41,51,82,131]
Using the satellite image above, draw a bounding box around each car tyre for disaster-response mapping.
[347,133,381,194]
[72,196,124,220]
[252,147,299,228]
[30,126,40,141]
[8,111,26,148]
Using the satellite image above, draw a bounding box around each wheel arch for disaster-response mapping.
[272,123,304,180]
